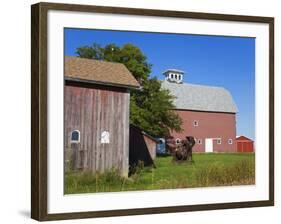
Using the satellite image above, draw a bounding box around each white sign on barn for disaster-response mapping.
[101,131,110,144]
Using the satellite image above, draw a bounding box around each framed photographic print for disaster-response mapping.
[31,2,274,221]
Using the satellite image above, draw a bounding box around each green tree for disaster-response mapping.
[130,78,182,136]
[76,43,104,59]
[76,43,151,83]
[75,43,182,136]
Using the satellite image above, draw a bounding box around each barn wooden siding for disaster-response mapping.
[64,82,130,177]
[170,109,237,152]
[143,135,157,160]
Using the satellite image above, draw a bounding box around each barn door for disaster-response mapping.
[205,138,213,152]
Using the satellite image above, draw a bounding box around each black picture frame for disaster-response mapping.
[31,2,274,221]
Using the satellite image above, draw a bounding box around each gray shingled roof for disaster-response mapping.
[162,80,237,113]
[163,69,185,74]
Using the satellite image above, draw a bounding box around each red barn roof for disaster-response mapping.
[236,136,253,141]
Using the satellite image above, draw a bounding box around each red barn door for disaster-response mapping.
[237,142,243,152]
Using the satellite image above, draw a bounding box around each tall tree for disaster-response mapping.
[76,43,104,59]
[130,78,182,136]
[75,43,182,136]
[76,43,151,83]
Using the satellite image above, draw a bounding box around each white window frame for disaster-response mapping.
[101,130,110,144]
[193,120,199,127]
[175,138,181,144]
[217,138,222,144]
[228,138,233,144]
[70,130,80,143]
[197,139,202,144]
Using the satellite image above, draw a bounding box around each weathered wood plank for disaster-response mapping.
[64,84,129,176]
[112,92,117,169]
[100,90,105,173]
[123,92,130,176]
[103,90,109,170]
[117,93,122,171]
[108,92,114,170]
[83,89,93,169]
[92,90,98,172]
[96,90,101,172]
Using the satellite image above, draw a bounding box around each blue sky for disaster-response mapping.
[64,28,255,140]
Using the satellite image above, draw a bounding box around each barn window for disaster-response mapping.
[179,75,182,81]
[71,130,80,143]
[217,139,222,144]
[175,138,181,144]
[171,74,174,79]
[175,74,178,80]
[101,131,110,144]
[193,120,199,126]
[228,139,233,144]
[197,139,202,144]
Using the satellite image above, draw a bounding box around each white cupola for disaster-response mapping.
[163,69,184,84]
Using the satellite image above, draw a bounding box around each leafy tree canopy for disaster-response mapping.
[76,43,182,136]
[76,43,151,83]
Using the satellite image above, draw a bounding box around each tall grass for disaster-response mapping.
[196,160,255,187]
[65,168,126,193]
[65,154,255,194]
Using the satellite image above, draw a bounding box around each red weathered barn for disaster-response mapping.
[64,56,139,176]
[162,69,238,153]
[236,136,254,152]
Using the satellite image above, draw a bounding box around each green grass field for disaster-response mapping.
[65,153,255,194]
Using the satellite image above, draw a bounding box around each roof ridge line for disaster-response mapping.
[162,79,225,89]
[64,55,126,66]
